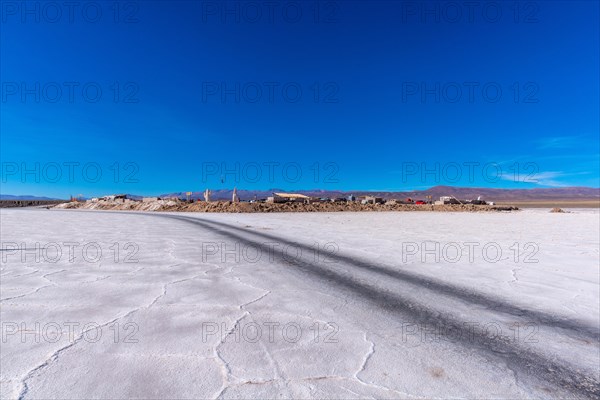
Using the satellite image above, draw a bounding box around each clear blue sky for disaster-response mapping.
[1,0,598,197]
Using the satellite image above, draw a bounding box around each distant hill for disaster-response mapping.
[0,194,63,201]
[406,186,600,201]
[160,186,600,201]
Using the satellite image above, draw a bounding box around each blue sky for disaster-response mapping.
[1,0,599,198]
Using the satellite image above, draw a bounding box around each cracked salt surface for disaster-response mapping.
[1,208,598,399]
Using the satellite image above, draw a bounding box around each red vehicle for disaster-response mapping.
[415,200,426,205]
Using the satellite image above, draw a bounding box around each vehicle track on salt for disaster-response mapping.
[139,212,600,399]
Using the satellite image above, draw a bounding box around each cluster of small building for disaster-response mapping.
[86,194,133,203]
[434,196,494,205]
[266,193,494,206]
[85,194,181,203]
[266,193,382,204]
[83,192,494,206]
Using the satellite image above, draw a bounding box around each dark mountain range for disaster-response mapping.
[0,194,63,201]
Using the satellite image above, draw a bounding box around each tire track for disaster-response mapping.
[153,213,600,399]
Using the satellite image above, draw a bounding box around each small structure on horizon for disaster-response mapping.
[267,192,310,204]
[360,196,383,205]
[98,194,133,203]
[435,196,461,205]
[114,194,128,203]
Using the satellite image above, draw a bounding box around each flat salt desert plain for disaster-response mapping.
[1,208,599,399]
